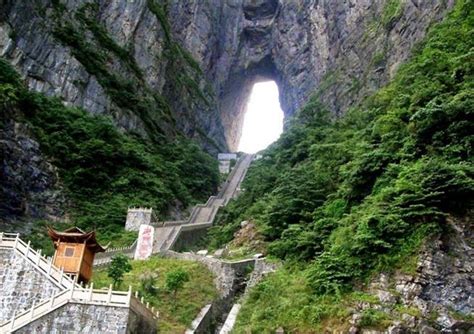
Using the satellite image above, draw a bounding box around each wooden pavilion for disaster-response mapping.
[48,227,106,283]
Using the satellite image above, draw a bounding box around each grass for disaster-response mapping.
[233,267,352,333]
[92,256,218,333]
[359,308,392,329]
[234,266,420,332]
[382,0,405,30]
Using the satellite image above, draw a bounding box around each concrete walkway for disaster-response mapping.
[151,154,254,252]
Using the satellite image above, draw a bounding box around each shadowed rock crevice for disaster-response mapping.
[243,0,279,21]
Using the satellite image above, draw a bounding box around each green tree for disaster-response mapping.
[107,254,132,288]
[165,268,190,298]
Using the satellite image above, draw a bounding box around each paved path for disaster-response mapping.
[219,154,254,202]
[153,154,254,251]
[94,154,254,264]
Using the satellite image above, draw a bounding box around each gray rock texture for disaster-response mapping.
[1,118,65,229]
[351,218,474,333]
[13,302,157,334]
[0,0,453,150]
[0,248,60,322]
[169,0,453,149]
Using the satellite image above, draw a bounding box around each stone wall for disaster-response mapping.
[244,258,279,294]
[12,300,157,333]
[125,208,153,232]
[13,302,157,334]
[0,248,60,322]
[163,251,254,297]
[128,299,159,334]
[172,225,211,252]
[186,304,214,334]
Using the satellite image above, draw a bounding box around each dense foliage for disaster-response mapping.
[0,57,219,247]
[211,0,473,299]
[165,268,190,298]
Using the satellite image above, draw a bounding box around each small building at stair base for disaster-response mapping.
[0,232,158,333]
[48,227,106,284]
[218,152,238,174]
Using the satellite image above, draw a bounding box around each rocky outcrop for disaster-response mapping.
[349,217,473,333]
[0,118,65,228]
[1,0,453,151]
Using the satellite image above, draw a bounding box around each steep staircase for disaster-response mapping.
[93,154,254,265]
[152,154,254,251]
[0,233,158,333]
[0,233,79,290]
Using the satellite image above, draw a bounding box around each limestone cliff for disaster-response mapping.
[167,0,453,149]
[0,0,453,224]
[1,0,453,149]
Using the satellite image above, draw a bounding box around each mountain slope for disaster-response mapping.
[210,1,473,332]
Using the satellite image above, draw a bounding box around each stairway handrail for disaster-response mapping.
[0,283,158,332]
[0,233,79,290]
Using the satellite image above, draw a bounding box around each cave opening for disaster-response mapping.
[238,81,284,153]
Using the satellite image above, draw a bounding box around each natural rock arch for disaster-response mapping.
[1,0,454,152]
[170,0,452,151]
[217,0,284,151]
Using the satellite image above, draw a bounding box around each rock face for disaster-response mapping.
[1,0,453,150]
[169,0,453,149]
[0,1,453,223]
[350,218,473,333]
[1,118,65,227]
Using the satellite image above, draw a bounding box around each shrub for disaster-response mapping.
[165,268,190,298]
[108,254,132,288]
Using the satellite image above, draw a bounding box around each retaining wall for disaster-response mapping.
[13,302,157,334]
[0,248,60,322]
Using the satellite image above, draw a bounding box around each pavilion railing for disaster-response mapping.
[0,232,79,290]
[0,283,159,333]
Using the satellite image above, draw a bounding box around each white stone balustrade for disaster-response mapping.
[0,233,159,333]
[0,233,78,290]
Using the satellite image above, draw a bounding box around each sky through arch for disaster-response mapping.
[238,81,284,153]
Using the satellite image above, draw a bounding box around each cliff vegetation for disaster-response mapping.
[0,57,219,250]
[207,1,473,331]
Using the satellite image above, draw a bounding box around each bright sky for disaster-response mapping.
[238,81,284,153]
